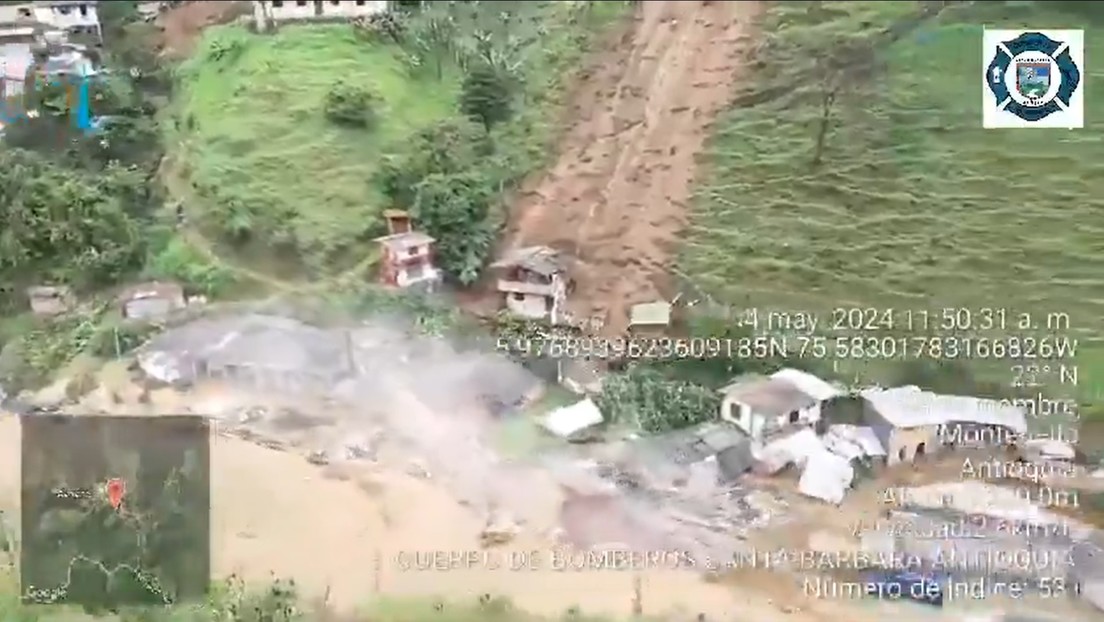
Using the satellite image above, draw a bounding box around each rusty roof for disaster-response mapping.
[490,245,564,276]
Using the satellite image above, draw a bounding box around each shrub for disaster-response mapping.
[323,82,380,128]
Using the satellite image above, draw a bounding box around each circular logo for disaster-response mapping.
[986,32,1081,123]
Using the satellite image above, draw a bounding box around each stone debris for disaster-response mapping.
[480,509,520,547]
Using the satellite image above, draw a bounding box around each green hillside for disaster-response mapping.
[684,1,1104,402]
[168,2,625,278]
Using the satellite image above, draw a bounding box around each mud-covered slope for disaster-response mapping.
[506,1,762,334]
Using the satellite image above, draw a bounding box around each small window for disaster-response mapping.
[355,0,366,4]
[296,0,307,6]
[788,410,799,424]
[57,6,72,15]
[78,4,88,17]
[17,8,30,17]
[330,0,340,4]
[511,293,524,301]
[272,0,284,6]
[407,246,419,256]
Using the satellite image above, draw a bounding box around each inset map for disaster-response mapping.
[20,415,210,608]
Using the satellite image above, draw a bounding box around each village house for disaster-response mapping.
[25,284,74,316]
[253,0,389,27]
[858,385,1028,465]
[118,281,186,321]
[720,368,842,441]
[374,210,440,290]
[490,246,570,323]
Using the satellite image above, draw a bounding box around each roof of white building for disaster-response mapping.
[860,386,1027,434]
[491,245,564,276]
[720,368,838,417]
[374,231,434,251]
[770,368,841,401]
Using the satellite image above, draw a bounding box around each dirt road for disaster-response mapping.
[506,1,760,334]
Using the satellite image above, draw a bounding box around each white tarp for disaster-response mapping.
[798,450,853,505]
[754,427,823,472]
[823,424,886,459]
[1020,438,1076,462]
[542,398,604,438]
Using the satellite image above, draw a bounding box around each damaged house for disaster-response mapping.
[858,385,1028,465]
[490,246,571,323]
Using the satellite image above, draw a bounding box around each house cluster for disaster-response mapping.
[0,0,100,111]
[543,367,1034,505]
[716,369,1029,503]
[26,281,197,322]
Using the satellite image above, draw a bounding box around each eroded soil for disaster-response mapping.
[506,1,761,334]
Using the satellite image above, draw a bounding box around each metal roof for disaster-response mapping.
[490,245,563,276]
[374,231,434,251]
[860,386,1027,433]
[629,301,671,326]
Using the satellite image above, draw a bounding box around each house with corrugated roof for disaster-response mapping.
[719,367,842,442]
[490,245,570,323]
[858,385,1027,465]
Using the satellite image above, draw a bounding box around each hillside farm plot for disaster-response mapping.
[682,1,1104,400]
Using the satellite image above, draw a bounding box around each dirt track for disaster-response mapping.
[507,1,761,334]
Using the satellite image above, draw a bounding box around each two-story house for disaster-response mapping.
[490,246,570,323]
[374,210,440,290]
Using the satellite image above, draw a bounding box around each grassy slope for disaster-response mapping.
[685,1,1104,402]
[168,2,626,280]
[171,24,459,275]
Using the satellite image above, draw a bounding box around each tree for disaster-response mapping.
[412,171,495,284]
[0,149,147,294]
[407,7,459,80]
[460,61,514,131]
[378,118,492,208]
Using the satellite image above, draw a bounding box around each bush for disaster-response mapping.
[147,236,234,297]
[323,82,380,128]
[596,365,720,433]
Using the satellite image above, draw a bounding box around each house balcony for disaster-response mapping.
[497,279,555,297]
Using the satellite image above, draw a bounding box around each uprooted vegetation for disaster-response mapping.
[682,0,1104,406]
[169,1,627,281]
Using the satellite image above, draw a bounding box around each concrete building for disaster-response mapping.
[25,285,74,316]
[719,368,841,441]
[119,281,186,321]
[491,246,570,323]
[628,301,671,338]
[858,385,1027,465]
[253,0,389,28]
[31,1,101,41]
[374,210,440,290]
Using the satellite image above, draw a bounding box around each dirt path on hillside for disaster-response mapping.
[506,1,761,334]
[158,1,248,58]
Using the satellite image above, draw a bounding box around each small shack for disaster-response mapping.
[26,285,74,316]
[490,246,570,323]
[119,281,186,321]
[628,301,671,337]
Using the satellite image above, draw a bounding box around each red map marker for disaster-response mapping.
[106,478,126,510]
